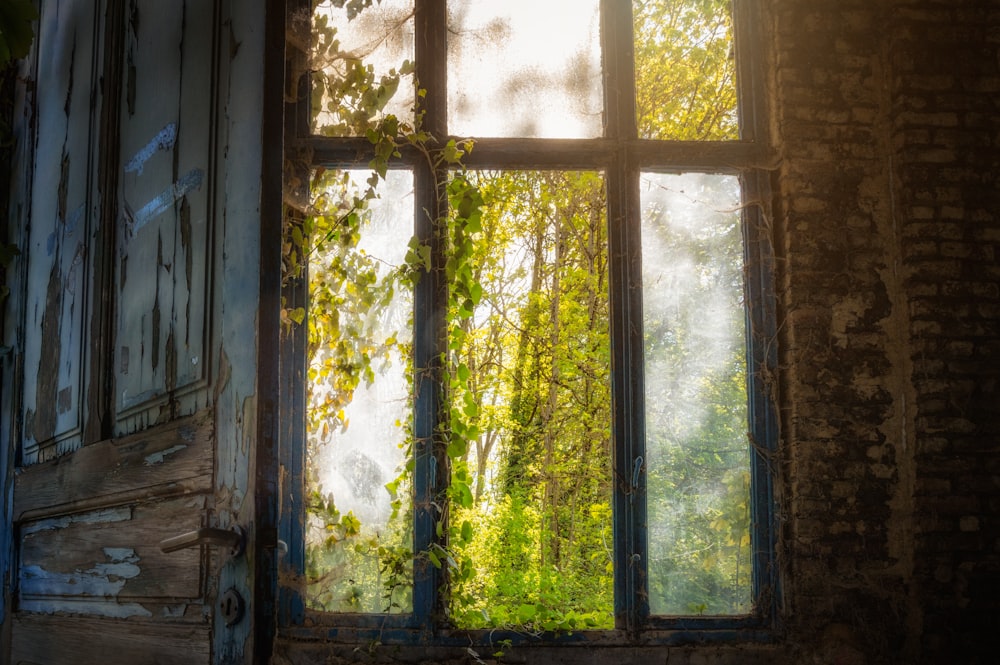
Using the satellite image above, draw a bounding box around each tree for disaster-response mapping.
[297,0,752,626]
[640,173,750,614]
[449,171,613,629]
[634,0,738,140]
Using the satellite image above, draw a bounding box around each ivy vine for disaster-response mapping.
[289,0,750,637]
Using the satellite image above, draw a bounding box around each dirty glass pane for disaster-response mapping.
[309,0,415,136]
[447,1,603,138]
[448,171,614,630]
[306,170,414,613]
[633,0,739,140]
[641,173,751,614]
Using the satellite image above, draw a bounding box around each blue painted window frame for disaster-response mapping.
[277,0,779,645]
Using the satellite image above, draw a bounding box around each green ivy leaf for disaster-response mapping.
[0,242,20,267]
[453,481,473,509]
[446,436,467,460]
[0,0,38,62]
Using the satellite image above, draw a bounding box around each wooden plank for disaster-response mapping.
[211,0,268,657]
[13,411,213,521]
[18,496,205,609]
[304,135,776,171]
[10,613,210,665]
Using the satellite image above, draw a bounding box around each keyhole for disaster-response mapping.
[219,587,245,626]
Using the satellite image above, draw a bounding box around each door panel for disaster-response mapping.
[19,0,102,464]
[115,0,216,430]
[9,417,216,658]
[12,412,213,520]
[2,0,271,662]
[18,497,205,615]
[10,614,209,664]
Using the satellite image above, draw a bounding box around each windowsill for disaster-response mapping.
[279,611,778,648]
[274,625,783,665]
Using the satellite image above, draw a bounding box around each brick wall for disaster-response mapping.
[772,0,999,662]
[895,1,1000,661]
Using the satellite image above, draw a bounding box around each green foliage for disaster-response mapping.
[292,5,423,607]
[641,173,751,614]
[296,0,754,630]
[310,1,414,137]
[0,240,19,303]
[443,171,614,631]
[0,0,37,63]
[330,0,379,21]
[307,487,413,612]
[301,166,416,612]
[634,0,738,140]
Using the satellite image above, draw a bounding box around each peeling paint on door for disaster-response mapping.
[114,0,217,432]
[20,507,132,536]
[123,122,177,175]
[4,0,268,660]
[18,497,205,618]
[19,548,143,599]
[19,0,102,464]
[143,443,187,465]
[125,168,204,237]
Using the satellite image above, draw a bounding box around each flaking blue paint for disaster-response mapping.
[20,507,131,535]
[144,443,188,465]
[45,203,85,256]
[124,123,178,175]
[19,548,144,605]
[126,168,204,237]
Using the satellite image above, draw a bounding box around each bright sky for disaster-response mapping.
[446,0,603,138]
[311,171,413,529]
[322,0,603,138]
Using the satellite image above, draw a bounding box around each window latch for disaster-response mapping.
[631,456,644,502]
[160,526,246,558]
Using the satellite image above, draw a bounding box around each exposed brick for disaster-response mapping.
[773,1,1000,662]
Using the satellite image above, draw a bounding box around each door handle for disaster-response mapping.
[159,526,245,557]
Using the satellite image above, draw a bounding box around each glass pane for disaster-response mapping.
[306,170,414,613]
[448,171,614,629]
[448,1,603,138]
[309,0,415,136]
[641,173,751,615]
[633,0,739,140]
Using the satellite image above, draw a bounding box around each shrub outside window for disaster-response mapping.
[279,0,777,644]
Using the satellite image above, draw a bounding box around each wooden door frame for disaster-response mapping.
[252,0,287,661]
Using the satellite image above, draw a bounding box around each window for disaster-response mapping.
[279,0,777,644]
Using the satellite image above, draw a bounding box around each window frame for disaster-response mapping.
[277,0,779,645]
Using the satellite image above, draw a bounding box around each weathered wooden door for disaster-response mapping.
[1,0,277,662]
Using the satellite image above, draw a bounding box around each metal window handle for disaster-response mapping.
[160,526,245,558]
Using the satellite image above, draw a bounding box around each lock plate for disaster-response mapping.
[219,587,245,626]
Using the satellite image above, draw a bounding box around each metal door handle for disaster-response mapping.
[160,526,245,557]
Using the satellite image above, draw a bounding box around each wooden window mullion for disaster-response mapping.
[601,0,647,634]
[412,0,449,628]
